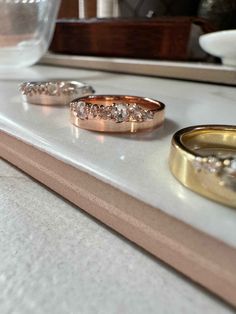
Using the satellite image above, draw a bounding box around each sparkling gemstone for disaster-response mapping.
[98,105,105,118]
[221,158,236,192]
[230,159,236,173]
[20,84,27,95]
[47,82,58,95]
[193,156,203,171]
[223,159,231,167]
[32,85,38,94]
[102,106,112,119]
[147,110,154,119]
[89,104,99,118]
[141,111,148,121]
[128,104,143,122]
[77,101,88,119]
[38,84,46,94]
[135,112,143,121]
[193,155,236,191]
[70,102,76,110]
[204,156,220,173]
[222,158,236,176]
[112,104,129,123]
[27,85,33,95]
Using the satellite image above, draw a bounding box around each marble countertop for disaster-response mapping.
[0,65,236,248]
[1,64,236,312]
[0,159,233,314]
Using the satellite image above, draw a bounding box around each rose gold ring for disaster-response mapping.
[19,80,95,106]
[70,95,165,133]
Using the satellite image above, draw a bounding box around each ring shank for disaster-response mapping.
[23,93,71,106]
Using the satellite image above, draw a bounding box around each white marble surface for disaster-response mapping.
[0,65,236,249]
[0,159,234,314]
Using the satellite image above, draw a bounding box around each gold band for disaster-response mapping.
[19,80,95,106]
[169,125,236,208]
[70,95,165,133]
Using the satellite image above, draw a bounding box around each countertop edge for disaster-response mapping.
[1,129,236,308]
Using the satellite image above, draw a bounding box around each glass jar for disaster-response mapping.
[0,0,61,68]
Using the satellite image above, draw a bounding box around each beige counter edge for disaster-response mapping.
[40,54,236,86]
[1,130,236,307]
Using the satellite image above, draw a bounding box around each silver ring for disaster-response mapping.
[19,80,95,106]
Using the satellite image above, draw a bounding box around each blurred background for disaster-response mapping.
[58,0,236,30]
[53,0,236,63]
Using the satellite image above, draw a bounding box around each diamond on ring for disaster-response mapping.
[71,102,155,123]
[19,80,95,106]
[193,155,236,191]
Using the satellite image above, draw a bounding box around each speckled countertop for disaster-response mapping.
[0,159,234,314]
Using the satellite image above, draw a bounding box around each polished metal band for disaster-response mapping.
[169,125,236,208]
[19,80,95,106]
[70,95,165,133]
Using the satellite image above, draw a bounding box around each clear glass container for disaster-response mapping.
[0,0,61,68]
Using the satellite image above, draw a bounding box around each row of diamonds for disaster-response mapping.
[20,82,77,97]
[193,155,236,175]
[71,101,155,123]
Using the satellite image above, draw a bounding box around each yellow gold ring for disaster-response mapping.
[169,125,236,208]
[70,95,165,133]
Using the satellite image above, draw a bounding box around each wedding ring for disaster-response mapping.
[169,125,236,208]
[70,95,165,133]
[19,80,95,106]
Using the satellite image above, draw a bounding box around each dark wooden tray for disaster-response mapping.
[50,17,214,61]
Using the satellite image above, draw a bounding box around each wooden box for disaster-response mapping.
[50,17,213,60]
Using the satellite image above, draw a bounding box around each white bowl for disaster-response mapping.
[199,29,236,67]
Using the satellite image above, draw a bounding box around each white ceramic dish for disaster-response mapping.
[199,29,236,67]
